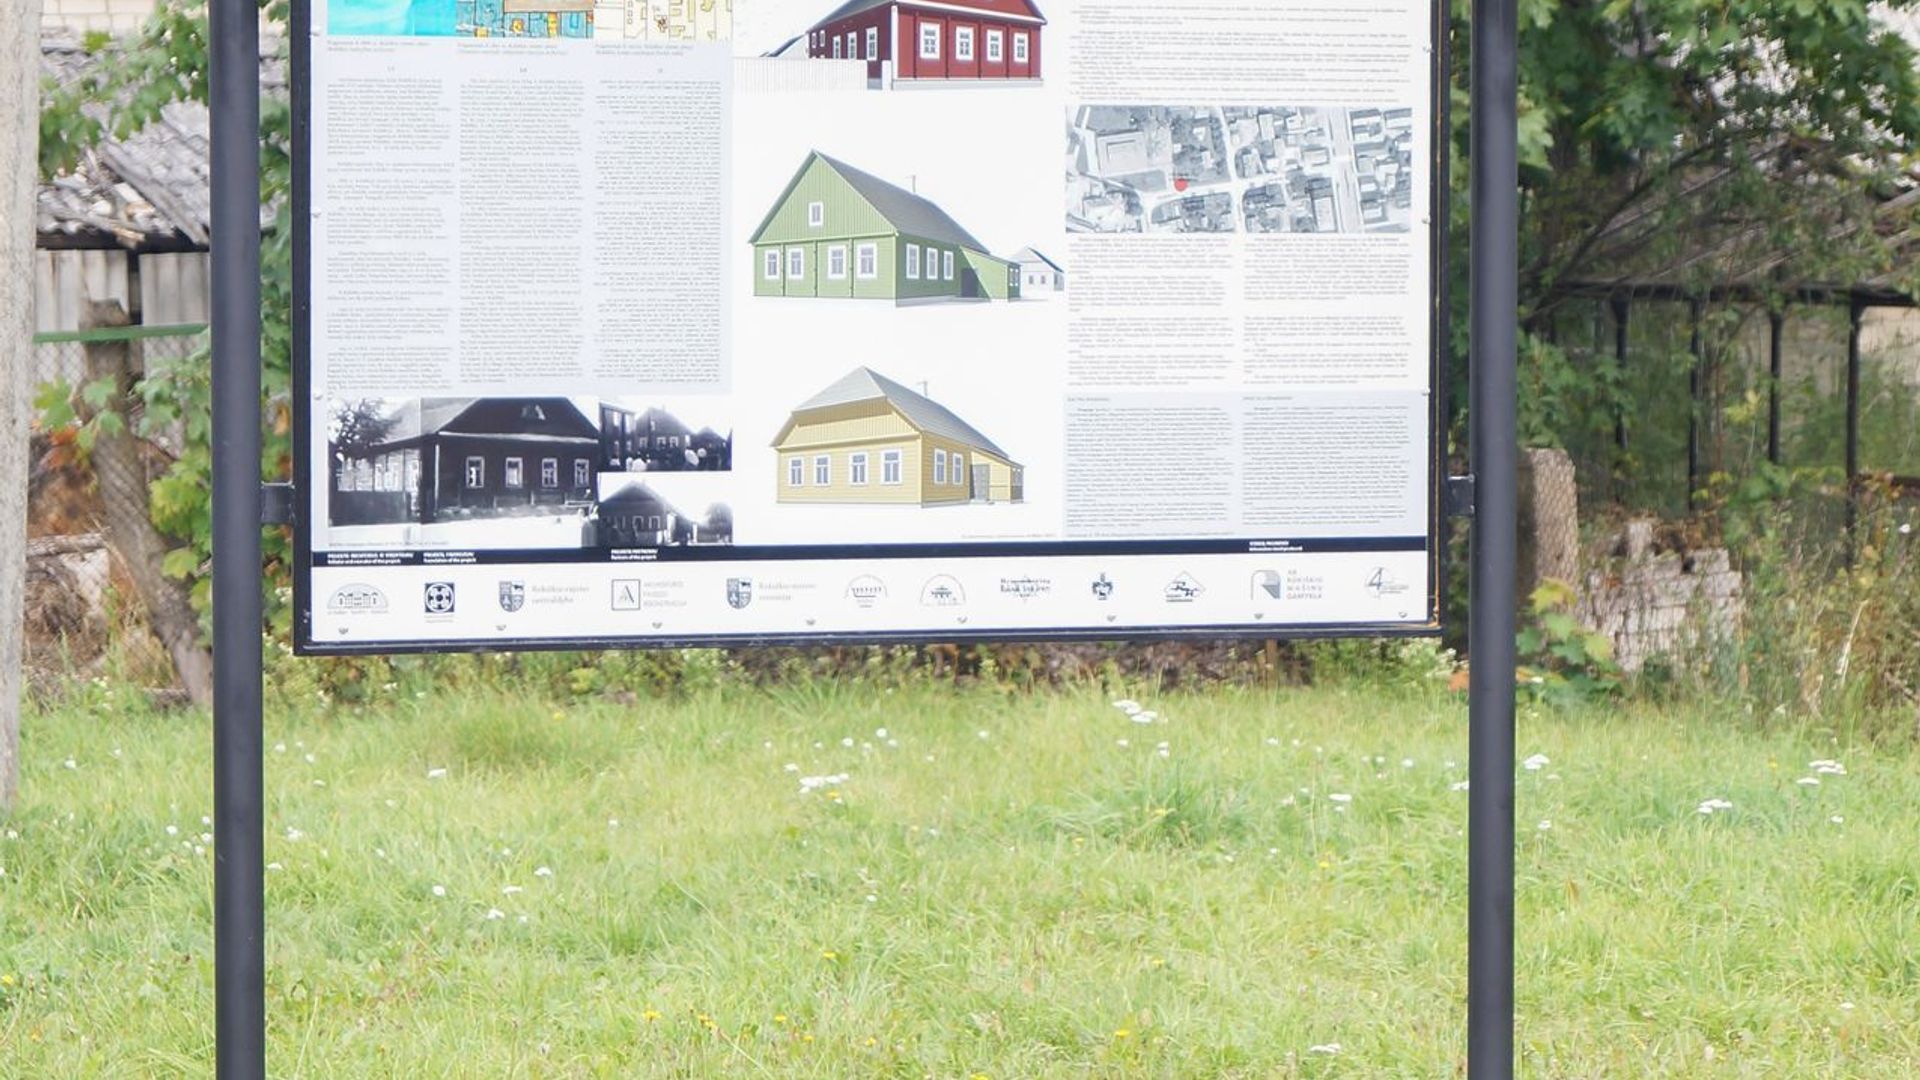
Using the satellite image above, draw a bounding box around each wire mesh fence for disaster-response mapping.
[24,323,207,690]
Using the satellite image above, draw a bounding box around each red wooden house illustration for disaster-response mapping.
[803,0,1045,86]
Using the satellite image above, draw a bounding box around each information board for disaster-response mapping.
[291,0,1446,652]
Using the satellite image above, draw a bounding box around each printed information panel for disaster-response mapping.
[293,0,1445,651]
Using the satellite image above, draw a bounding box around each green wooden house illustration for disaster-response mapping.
[773,367,1025,506]
[749,151,1022,304]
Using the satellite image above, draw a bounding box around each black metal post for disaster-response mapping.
[1767,309,1784,466]
[1468,0,1519,1075]
[1610,297,1629,497]
[1844,301,1863,546]
[211,0,265,1073]
[1686,297,1702,511]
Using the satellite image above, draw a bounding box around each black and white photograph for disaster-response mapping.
[324,396,735,550]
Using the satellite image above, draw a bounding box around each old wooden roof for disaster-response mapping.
[35,33,282,251]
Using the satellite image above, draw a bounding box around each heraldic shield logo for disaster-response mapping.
[497,580,526,612]
[726,577,753,609]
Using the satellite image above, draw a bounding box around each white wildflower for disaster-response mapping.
[841,737,855,748]
[285,827,305,841]
[1401,759,1415,769]
[783,763,800,773]
[1696,798,1734,815]
[165,825,179,836]
[1308,1042,1341,1055]
[63,759,76,770]
[266,862,283,871]
[426,767,447,780]
[1112,699,1142,714]
[1830,815,1845,824]
[1266,737,1281,747]
[978,730,990,740]
[1810,760,1848,776]
[431,885,446,897]
[1133,711,1158,724]
[1796,776,1821,787]
[875,728,889,739]
[1451,780,1470,792]
[1538,820,1552,831]
[1328,793,1353,804]
[485,908,505,921]
[799,772,850,793]
[1522,754,1550,771]
[502,885,523,895]
[1116,739,1130,748]
[534,866,553,878]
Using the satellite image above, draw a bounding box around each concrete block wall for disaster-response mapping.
[1577,520,1743,674]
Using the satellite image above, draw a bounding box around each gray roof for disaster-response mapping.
[794,367,1014,461]
[816,152,990,253]
[36,33,282,249]
[1013,247,1063,273]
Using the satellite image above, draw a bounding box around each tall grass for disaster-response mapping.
[3,680,1917,1076]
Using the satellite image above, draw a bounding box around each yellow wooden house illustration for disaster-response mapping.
[773,367,1024,506]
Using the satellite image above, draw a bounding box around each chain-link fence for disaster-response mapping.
[24,323,207,691]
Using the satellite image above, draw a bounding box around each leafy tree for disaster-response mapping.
[39,0,293,625]
[1447,0,1920,449]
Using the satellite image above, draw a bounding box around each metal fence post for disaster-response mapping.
[1469,0,1519,1076]
[1767,309,1784,466]
[211,0,265,1073]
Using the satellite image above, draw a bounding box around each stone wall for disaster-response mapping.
[1576,521,1743,674]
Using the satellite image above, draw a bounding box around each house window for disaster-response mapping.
[905,243,920,280]
[827,245,847,279]
[763,249,780,279]
[919,21,939,59]
[955,26,972,61]
[987,29,1002,61]
[464,456,485,489]
[934,449,947,485]
[504,457,525,489]
[808,201,824,227]
[882,449,902,484]
[814,455,831,486]
[850,452,869,485]
[944,250,954,281]
[1013,32,1028,62]
[787,247,805,279]
[856,243,877,278]
[953,453,966,485]
[866,27,877,58]
[788,456,804,486]
[832,36,841,57]
[574,459,590,488]
[846,31,856,56]
[541,457,558,488]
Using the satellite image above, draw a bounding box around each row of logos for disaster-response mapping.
[329,566,1416,619]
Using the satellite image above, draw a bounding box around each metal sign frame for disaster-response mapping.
[283,0,1455,656]
[216,0,1517,1076]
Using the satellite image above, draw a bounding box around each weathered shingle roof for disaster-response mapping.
[815,151,989,252]
[35,32,282,250]
[795,366,1014,461]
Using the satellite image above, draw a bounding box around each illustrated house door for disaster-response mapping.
[972,463,990,503]
[960,268,981,298]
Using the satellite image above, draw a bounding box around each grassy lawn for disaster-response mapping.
[1,677,1916,1077]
